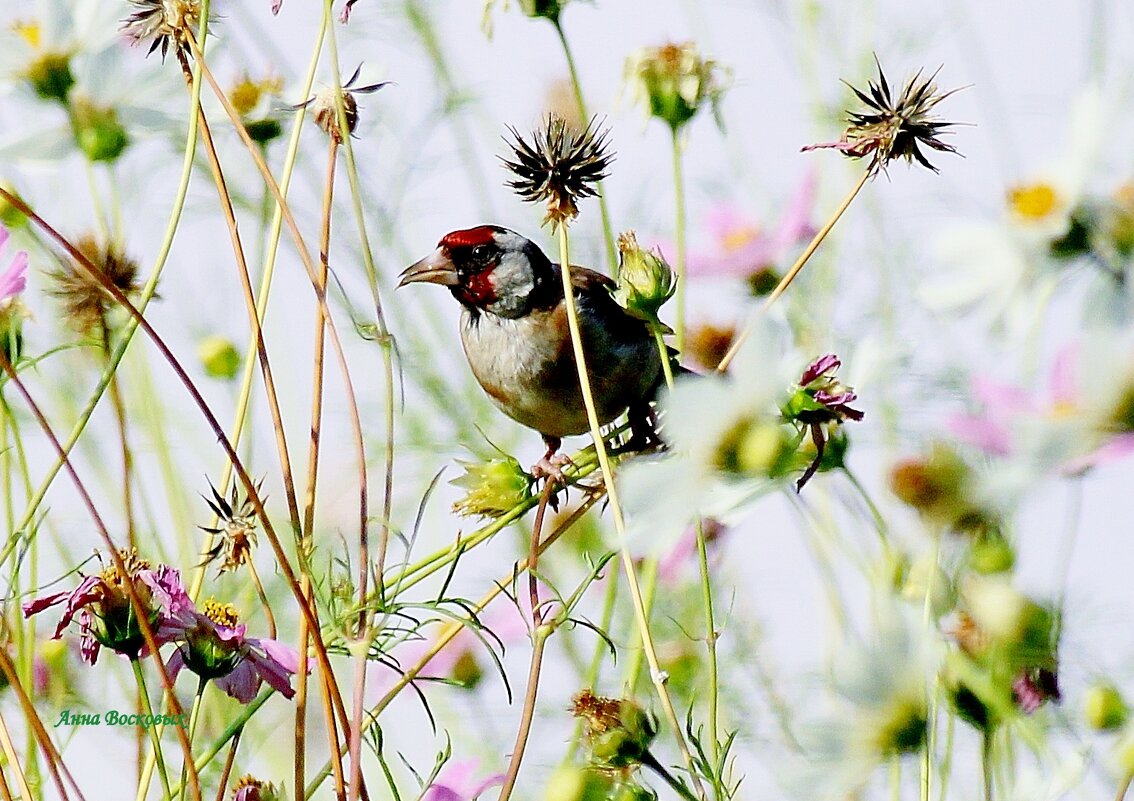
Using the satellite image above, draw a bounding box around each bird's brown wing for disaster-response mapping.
[568,264,616,293]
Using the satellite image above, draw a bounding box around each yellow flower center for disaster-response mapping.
[229,75,282,117]
[1008,183,1060,221]
[12,20,41,49]
[722,225,760,252]
[99,548,150,585]
[202,599,241,628]
[1048,400,1077,419]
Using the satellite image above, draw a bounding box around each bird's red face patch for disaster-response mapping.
[457,268,497,307]
[440,226,498,250]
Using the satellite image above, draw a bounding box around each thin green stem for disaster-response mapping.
[981,730,993,801]
[921,535,942,801]
[177,680,208,800]
[652,325,676,390]
[555,223,705,800]
[133,660,173,801]
[842,465,890,551]
[562,568,618,765]
[551,18,618,275]
[622,558,657,694]
[695,519,721,767]
[671,126,688,352]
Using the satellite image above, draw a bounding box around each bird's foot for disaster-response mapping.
[531,451,574,486]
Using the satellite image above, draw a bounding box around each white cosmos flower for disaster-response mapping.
[922,86,1110,338]
[618,315,797,556]
[780,605,941,801]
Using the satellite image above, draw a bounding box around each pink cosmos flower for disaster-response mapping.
[167,600,304,703]
[950,344,1134,472]
[658,518,728,584]
[0,225,28,304]
[23,553,194,664]
[672,172,816,280]
[423,759,505,801]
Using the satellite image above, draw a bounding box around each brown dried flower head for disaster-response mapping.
[49,235,140,337]
[502,115,614,229]
[121,0,202,61]
[295,66,388,144]
[199,481,260,575]
[805,57,963,174]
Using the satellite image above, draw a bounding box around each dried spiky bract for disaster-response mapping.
[502,115,614,229]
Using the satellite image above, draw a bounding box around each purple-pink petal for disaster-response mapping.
[0,250,28,302]
[1063,433,1134,474]
[801,354,840,385]
[424,760,504,801]
[948,414,1013,456]
[216,662,260,703]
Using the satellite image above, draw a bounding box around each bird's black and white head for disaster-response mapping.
[398,226,555,319]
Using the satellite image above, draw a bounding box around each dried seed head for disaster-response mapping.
[295,66,388,143]
[804,57,963,174]
[501,115,614,230]
[49,235,141,338]
[199,481,261,575]
[569,689,658,768]
[121,0,203,61]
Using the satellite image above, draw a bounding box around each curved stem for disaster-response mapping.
[304,494,600,799]
[717,167,872,372]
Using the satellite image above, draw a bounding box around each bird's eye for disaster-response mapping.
[471,245,490,261]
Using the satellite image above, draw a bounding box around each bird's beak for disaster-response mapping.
[398,248,460,288]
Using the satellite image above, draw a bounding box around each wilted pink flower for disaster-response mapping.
[23,552,194,664]
[167,599,304,703]
[423,759,505,801]
[676,172,816,282]
[1013,668,1060,714]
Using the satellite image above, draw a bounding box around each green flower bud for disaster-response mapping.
[518,0,564,20]
[713,416,794,478]
[612,231,675,324]
[870,696,927,755]
[1085,683,1128,732]
[451,454,532,519]
[450,649,484,690]
[198,336,242,380]
[607,782,658,801]
[544,766,612,801]
[969,532,1015,575]
[626,42,726,131]
[24,51,75,104]
[72,100,130,163]
[245,119,283,146]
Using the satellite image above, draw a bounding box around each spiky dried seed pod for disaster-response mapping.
[805,57,963,174]
[48,235,140,337]
[501,115,614,229]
